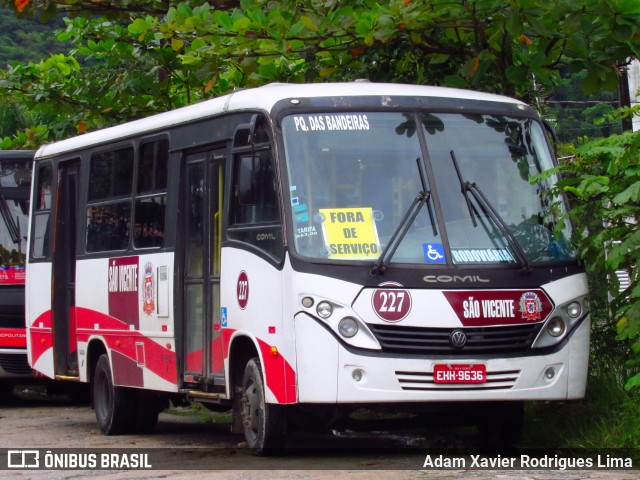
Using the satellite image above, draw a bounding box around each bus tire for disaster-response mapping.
[93,354,135,435]
[240,357,286,455]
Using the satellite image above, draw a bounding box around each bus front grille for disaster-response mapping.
[395,369,520,391]
[366,323,543,355]
[0,353,32,375]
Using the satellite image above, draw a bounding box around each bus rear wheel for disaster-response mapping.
[240,358,286,455]
[93,354,136,435]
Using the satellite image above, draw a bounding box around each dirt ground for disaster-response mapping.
[0,386,636,480]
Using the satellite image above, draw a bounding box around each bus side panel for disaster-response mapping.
[221,248,296,404]
[567,318,590,399]
[26,262,54,378]
[75,253,178,392]
[543,273,590,399]
[294,312,339,402]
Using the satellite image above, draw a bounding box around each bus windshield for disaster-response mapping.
[282,111,576,266]
[0,159,31,285]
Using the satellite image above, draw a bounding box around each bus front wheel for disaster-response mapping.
[240,358,286,455]
[93,354,136,435]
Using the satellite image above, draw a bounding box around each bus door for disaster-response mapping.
[183,148,225,391]
[51,159,79,377]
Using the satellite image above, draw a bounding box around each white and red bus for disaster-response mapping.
[26,83,590,452]
[0,150,33,390]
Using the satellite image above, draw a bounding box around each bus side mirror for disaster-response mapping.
[237,155,261,205]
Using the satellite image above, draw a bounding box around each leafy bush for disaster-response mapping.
[552,112,639,389]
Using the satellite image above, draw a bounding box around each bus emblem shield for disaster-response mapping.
[143,262,155,316]
[519,291,542,321]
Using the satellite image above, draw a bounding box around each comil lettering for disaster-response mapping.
[108,264,138,293]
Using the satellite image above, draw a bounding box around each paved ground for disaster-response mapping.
[0,386,636,479]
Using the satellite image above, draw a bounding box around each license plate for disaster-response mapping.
[433,364,486,384]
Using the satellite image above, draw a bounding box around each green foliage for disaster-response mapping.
[525,372,640,449]
[2,0,640,149]
[0,4,68,67]
[554,117,640,390]
[545,71,622,143]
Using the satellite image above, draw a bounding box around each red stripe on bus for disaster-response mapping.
[0,328,27,348]
[29,310,53,365]
[32,308,177,386]
[111,349,144,387]
[257,338,297,404]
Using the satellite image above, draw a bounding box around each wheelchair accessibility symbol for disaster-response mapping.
[423,243,446,264]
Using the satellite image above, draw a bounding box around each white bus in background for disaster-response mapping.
[26,82,589,453]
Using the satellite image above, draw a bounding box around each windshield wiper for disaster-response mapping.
[371,158,437,276]
[0,193,20,244]
[417,157,438,238]
[450,150,532,273]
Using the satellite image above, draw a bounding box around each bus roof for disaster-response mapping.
[34,82,526,159]
[0,150,35,160]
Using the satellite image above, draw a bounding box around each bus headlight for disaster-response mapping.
[566,302,581,318]
[338,317,359,338]
[532,295,589,349]
[546,317,565,337]
[316,301,333,319]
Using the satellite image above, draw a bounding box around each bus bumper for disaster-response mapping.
[0,348,33,380]
[294,314,590,403]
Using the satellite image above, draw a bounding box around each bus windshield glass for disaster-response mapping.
[0,159,31,284]
[282,111,576,266]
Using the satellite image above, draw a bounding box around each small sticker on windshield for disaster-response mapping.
[294,203,309,222]
[291,115,370,132]
[423,243,446,264]
[451,248,515,263]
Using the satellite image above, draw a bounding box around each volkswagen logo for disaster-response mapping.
[450,329,467,349]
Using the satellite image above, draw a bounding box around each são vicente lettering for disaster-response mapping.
[108,263,138,293]
[463,296,515,319]
[443,289,551,327]
[107,256,141,328]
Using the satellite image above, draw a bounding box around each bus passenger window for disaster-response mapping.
[32,164,52,258]
[36,164,52,211]
[133,197,166,248]
[85,147,133,252]
[88,148,133,201]
[134,139,168,249]
[86,203,131,252]
[231,151,279,225]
